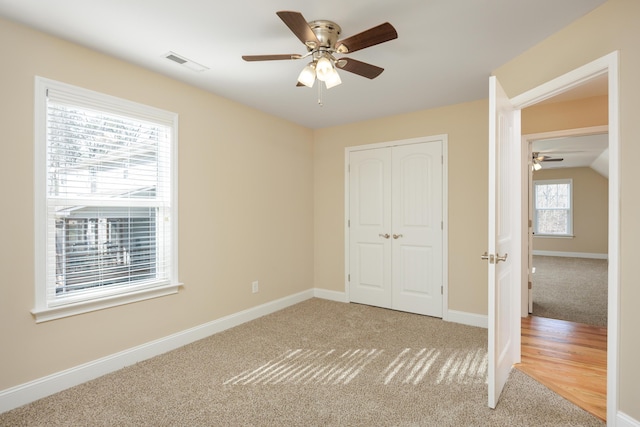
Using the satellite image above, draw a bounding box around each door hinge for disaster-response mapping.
[441,285,443,295]
[441,155,443,165]
[528,219,532,228]
[528,281,532,290]
[348,219,350,227]
[441,221,443,230]
[348,274,351,282]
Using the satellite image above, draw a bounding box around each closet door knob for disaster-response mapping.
[378,233,390,239]
[496,253,508,263]
[393,234,403,239]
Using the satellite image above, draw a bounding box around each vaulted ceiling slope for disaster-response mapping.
[0,0,606,129]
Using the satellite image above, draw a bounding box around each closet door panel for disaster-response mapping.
[391,142,443,316]
[348,148,392,308]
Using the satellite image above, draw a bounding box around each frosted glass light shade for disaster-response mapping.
[324,69,342,89]
[297,63,316,88]
[315,56,333,82]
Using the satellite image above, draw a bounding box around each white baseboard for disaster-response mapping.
[532,250,608,259]
[445,309,488,329]
[313,288,348,302]
[0,289,314,414]
[617,411,640,427]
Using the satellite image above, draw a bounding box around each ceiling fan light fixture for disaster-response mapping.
[297,63,316,87]
[532,159,542,171]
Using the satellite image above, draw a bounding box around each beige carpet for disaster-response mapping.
[0,299,603,426]
[532,256,608,327]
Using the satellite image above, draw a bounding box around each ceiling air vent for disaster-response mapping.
[164,51,209,72]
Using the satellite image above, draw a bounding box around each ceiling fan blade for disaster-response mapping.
[337,58,384,79]
[276,11,320,47]
[542,157,564,162]
[242,54,301,61]
[336,22,398,53]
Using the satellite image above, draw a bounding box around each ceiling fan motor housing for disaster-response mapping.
[308,20,341,50]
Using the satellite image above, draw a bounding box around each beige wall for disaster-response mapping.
[493,0,640,418]
[0,18,314,389]
[522,95,608,134]
[313,100,489,315]
[532,167,608,254]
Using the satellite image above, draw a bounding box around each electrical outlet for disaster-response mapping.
[252,281,259,293]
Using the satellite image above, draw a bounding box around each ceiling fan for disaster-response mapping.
[532,152,564,170]
[242,11,398,91]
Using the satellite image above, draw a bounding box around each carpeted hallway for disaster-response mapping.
[0,299,604,426]
[531,255,608,327]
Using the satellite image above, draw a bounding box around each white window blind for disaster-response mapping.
[533,179,573,236]
[33,77,179,320]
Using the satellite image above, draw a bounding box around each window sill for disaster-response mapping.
[31,283,182,323]
[533,234,575,239]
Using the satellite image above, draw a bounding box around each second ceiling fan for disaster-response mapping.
[532,152,564,170]
[242,11,398,90]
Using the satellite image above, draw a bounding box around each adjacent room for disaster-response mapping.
[515,90,609,421]
[1,1,639,426]
[529,131,609,328]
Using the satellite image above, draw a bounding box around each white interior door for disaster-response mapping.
[349,147,392,308]
[391,143,443,316]
[487,76,521,409]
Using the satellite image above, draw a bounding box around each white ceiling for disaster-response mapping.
[533,133,608,170]
[0,0,606,129]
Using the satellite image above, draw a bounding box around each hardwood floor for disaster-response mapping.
[515,316,607,422]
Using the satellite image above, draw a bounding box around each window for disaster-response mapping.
[533,179,573,237]
[33,77,180,322]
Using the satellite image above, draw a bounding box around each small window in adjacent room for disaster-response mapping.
[33,77,180,322]
[533,179,573,237]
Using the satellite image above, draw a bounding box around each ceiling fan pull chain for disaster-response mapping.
[318,81,324,106]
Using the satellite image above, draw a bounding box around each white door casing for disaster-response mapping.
[528,142,534,314]
[487,76,522,409]
[347,137,445,318]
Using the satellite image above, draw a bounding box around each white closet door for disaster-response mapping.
[348,141,444,317]
[348,147,392,308]
[391,143,443,316]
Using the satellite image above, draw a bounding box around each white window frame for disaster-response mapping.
[532,178,574,238]
[32,77,181,322]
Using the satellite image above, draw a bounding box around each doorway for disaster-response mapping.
[525,126,609,326]
[506,52,619,421]
[520,127,610,421]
